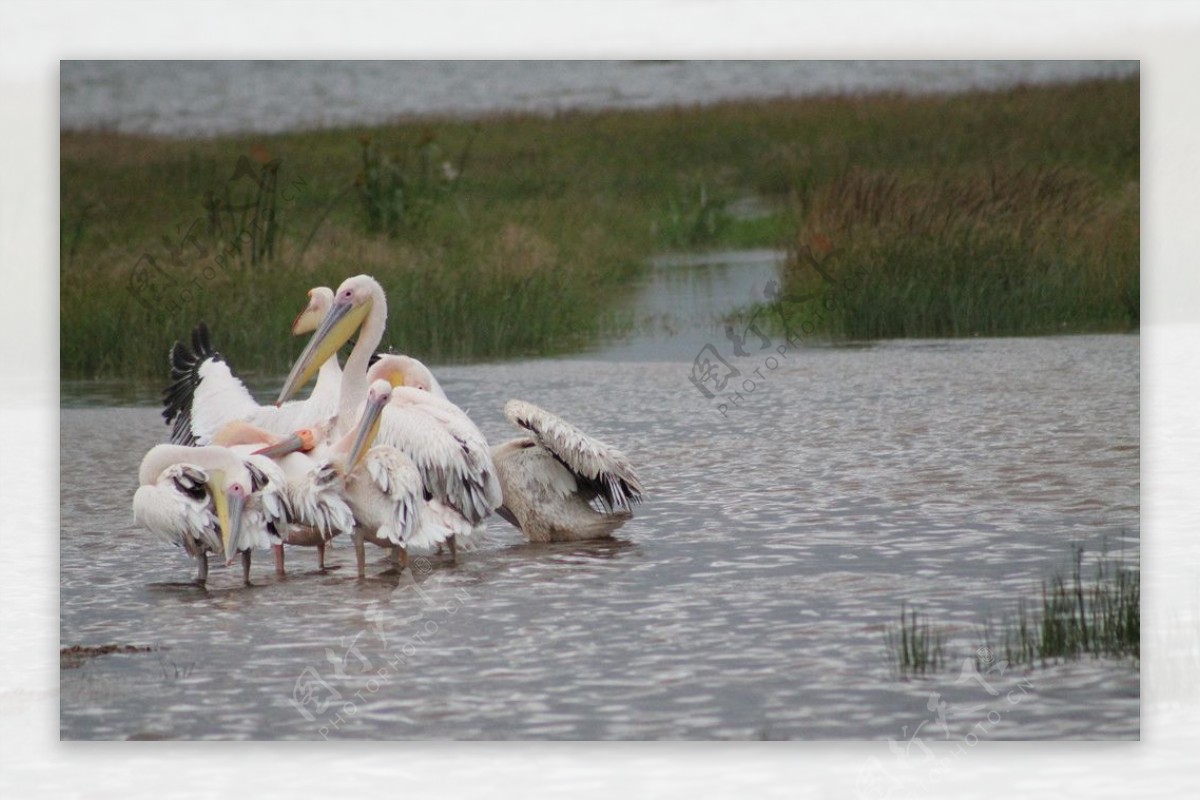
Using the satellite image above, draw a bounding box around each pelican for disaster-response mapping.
[134,443,279,584]
[203,427,292,583]
[276,275,386,439]
[162,288,342,447]
[278,275,502,559]
[264,380,454,577]
[368,355,497,531]
[491,401,645,542]
[214,421,354,574]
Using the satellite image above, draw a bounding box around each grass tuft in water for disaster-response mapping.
[885,602,946,678]
[886,544,1139,678]
[1003,544,1140,666]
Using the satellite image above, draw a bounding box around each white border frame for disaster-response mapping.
[5,1,1197,797]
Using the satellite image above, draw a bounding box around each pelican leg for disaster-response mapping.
[196,552,209,585]
[447,534,457,564]
[241,550,253,586]
[317,540,327,571]
[389,544,408,573]
[353,530,366,578]
[272,543,286,576]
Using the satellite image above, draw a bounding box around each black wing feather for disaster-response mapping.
[161,322,235,446]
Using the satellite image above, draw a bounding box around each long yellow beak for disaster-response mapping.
[209,472,246,563]
[277,295,372,405]
[346,390,389,471]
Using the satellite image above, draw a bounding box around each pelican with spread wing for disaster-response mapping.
[161,287,342,447]
[492,400,645,542]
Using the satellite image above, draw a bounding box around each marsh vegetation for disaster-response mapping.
[60,77,1138,379]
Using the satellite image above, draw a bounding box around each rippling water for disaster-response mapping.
[60,253,1139,740]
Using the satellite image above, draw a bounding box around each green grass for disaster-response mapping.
[887,544,1140,678]
[885,603,946,678]
[61,76,1139,378]
[752,165,1138,338]
[1000,544,1140,666]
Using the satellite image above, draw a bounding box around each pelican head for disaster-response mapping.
[292,287,334,336]
[207,471,247,563]
[367,354,446,399]
[278,275,379,405]
[345,380,393,471]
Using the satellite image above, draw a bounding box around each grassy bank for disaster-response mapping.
[61,77,1138,378]
[740,80,1139,339]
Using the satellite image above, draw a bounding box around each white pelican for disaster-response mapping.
[277,275,502,560]
[491,401,645,542]
[203,429,291,583]
[162,289,342,446]
[133,443,285,584]
[214,421,355,574]
[276,275,385,439]
[368,357,497,526]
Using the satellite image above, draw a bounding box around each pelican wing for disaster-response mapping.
[162,322,335,446]
[493,436,579,506]
[133,464,222,556]
[378,400,500,524]
[504,400,645,513]
[278,454,355,540]
[163,323,260,446]
[243,454,292,544]
[347,446,423,547]
[411,499,473,552]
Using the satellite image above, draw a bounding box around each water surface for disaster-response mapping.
[60,60,1139,137]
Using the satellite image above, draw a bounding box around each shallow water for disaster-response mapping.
[59,251,1139,740]
[60,60,1139,137]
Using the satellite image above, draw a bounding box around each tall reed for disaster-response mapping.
[771,166,1138,338]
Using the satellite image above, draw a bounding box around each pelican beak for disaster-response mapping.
[209,475,246,564]
[277,295,372,405]
[253,432,306,460]
[291,292,321,336]
[346,390,389,471]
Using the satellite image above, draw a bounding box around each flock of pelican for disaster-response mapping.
[133,275,646,585]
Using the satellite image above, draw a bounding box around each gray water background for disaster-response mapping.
[60,60,1138,137]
